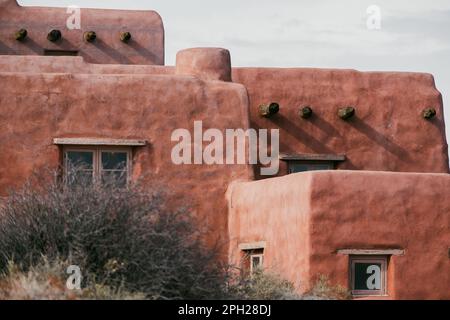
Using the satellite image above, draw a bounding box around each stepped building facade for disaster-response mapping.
[0,0,449,299]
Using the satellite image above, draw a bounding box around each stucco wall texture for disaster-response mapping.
[0,0,449,299]
[228,171,450,299]
[0,70,252,247]
[0,0,164,65]
[232,68,449,177]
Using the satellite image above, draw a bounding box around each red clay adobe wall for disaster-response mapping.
[1,52,448,180]
[0,70,252,249]
[232,68,449,176]
[0,0,164,65]
[228,170,450,299]
[227,174,313,293]
[0,55,174,74]
[4,52,447,180]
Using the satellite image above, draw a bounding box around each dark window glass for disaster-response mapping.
[354,262,382,291]
[101,152,128,187]
[101,152,127,170]
[44,50,78,56]
[288,162,333,174]
[66,151,94,186]
[252,256,262,271]
[67,151,94,169]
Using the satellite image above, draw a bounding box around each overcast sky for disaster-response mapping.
[18,0,450,147]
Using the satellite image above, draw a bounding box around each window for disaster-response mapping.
[280,154,345,174]
[64,146,131,187]
[65,149,95,185]
[350,256,387,296]
[250,253,264,274]
[288,161,334,174]
[44,49,79,56]
[242,249,264,276]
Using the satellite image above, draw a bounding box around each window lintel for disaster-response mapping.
[280,153,346,162]
[337,249,404,256]
[53,138,147,147]
[239,241,266,251]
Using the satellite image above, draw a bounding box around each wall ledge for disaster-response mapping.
[53,138,147,146]
[238,241,266,251]
[280,153,346,162]
[337,249,405,256]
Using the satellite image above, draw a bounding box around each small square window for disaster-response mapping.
[350,256,388,296]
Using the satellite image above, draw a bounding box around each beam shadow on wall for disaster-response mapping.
[270,113,336,155]
[127,39,161,64]
[93,38,132,64]
[348,117,411,162]
[309,113,342,139]
[0,40,14,54]
[22,37,43,54]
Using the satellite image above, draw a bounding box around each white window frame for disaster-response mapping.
[350,256,388,297]
[63,146,132,185]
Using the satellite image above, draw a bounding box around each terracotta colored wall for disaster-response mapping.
[0,55,174,74]
[0,0,164,65]
[228,170,450,299]
[232,68,449,176]
[228,175,313,292]
[0,10,448,298]
[177,48,232,82]
[0,70,253,248]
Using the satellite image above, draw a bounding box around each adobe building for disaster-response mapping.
[0,0,449,299]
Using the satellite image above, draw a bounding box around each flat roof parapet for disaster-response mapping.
[0,1,164,65]
[176,48,232,82]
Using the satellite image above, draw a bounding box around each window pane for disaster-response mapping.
[67,151,94,170]
[101,171,127,187]
[67,170,94,186]
[354,262,382,291]
[102,152,127,170]
[289,162,333,173]
[252,256,261,270]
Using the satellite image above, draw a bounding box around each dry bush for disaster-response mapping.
[0,258,73,300]
[227,271,351,300]
[0,257,146,300]
[227,270,301,300]
[303,274,351,300]
[0,170,227,300]
[0,169,348,301]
